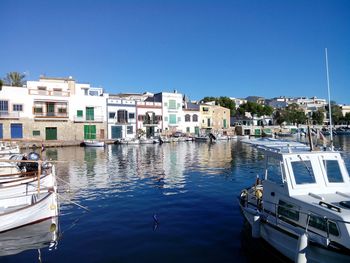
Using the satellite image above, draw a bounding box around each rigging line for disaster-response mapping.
[57,193,90,212]
[297,155,313,177]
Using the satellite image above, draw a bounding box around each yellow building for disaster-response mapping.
[199,103,230,133]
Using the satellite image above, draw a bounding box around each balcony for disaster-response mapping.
[74,115,104,123]
[34,112,69,120]
[0,111,20,119]
[29,89,70,97]
[143,120,159,126]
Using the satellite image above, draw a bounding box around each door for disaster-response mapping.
[84,125,96,139]
[86,107,94,121]
[46,127,57,140]
[0,123,3,139]
[100,129,105,139]
[223,119,227,128]
[47,103,55,116]
[111,126,122,139]
[195,127,199,136]
[11,123,23,139]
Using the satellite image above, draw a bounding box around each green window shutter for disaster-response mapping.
[86,107,94,120]
[77,110,83,117]
[169,114,177,124]
[169,100,176,109]
[46,127,57,140]
[84,125,96,139]
[33,130,40,136]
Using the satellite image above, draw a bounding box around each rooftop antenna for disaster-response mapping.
[325,48,334,150]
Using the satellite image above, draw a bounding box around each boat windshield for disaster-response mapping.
[291,160,316,184]
[323,160,344,183]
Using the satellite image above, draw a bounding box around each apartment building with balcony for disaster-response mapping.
[0,76,108,142]
[137,100,162,138]
[107,95,137,140]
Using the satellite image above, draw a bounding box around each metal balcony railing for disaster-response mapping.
[0,111,20,119]
[34,112,69,118]
[73,115,104,122]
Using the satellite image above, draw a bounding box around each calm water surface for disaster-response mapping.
[2,137,350,263]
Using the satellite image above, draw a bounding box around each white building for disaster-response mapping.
[0,76,108,141]
[107,95,137,140]
[153,91,184,134]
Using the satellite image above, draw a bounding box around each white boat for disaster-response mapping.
[0,191,58,233]
[0,217,58,256]
[239,140,350,262]
[0,168,55,199]
[83,140,105,147]
[0,142,20,157]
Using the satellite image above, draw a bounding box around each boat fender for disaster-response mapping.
[295,233,308,263]
[240,189,248,206]
[252,215,261,238]
[255,188,263,210]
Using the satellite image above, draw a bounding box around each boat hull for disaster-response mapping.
[241,206,350,263]
[0,192,58,233]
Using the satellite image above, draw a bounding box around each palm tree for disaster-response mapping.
[3,72,26,86]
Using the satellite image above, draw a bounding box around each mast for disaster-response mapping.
[325,48,334,149]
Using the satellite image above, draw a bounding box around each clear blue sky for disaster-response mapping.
[1,0,349,104]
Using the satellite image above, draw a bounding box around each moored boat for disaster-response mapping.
[239,140,350,262]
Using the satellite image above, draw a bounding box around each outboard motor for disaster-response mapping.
[18,152,40,173]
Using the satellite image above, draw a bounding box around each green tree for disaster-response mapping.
[344,112,350,127]
[330,104,343,124]
[3,72,26,86]
[312,108,325,125]
[0,79,3,91]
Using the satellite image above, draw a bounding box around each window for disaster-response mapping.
[185,114,191,122]
[267,158,284,184]
[13,104,23,112]
[203,107,209,112]
[138,115,145,121]
[323,160,343,183]
[186,127,190,133]
[58,108,67,113]
[169,100,176,109]
[0,101,8,112]
[169,114,177,124]
[129,113,135,119]
[309,214,339,236]
[127,126,133,134]
[192,114,198,122]
[109,112,116,119]
[291,159,316,184]
[89,90,99,96]
[278,200,299,221]
[117,110,128,123]
[77,110,83,117]
[38,86,47,90]
[33,130,40,136]
[34,107,43,113]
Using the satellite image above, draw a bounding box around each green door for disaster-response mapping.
[223,119,227,128]
[84,125,96,139]
[194,127,199,135]
[46,127,57,140]
[47,103,55,116]
[86,107,94,121]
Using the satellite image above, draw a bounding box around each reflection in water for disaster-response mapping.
[49,142,237,197]
[0,217,59,258]
[6,137,350,263]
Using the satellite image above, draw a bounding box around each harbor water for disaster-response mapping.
[2,136,350,263]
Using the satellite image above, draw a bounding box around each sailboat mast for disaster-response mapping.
[325,48,334,149]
